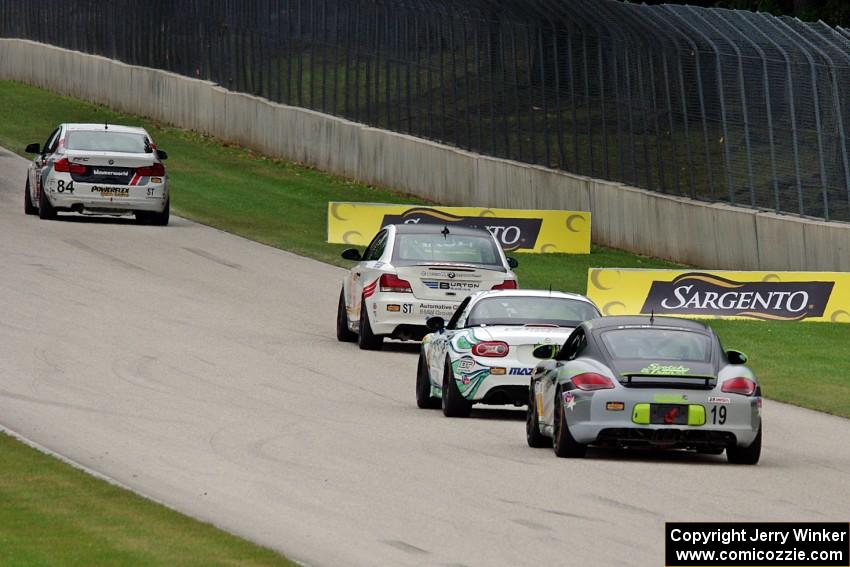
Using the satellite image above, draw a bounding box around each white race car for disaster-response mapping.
[25,123,170,225]
[337,224,519,350]
[417,290,601,416]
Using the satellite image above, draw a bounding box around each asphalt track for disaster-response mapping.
[2,145,850,567]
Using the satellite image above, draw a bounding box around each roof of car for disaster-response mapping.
[388,223,495,237]
[471,289,597,305]
[63,123,149,135]
[584,315,710,332]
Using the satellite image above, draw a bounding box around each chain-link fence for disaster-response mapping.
[2,0,849,221]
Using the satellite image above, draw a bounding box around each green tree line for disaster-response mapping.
[633,0,848,27]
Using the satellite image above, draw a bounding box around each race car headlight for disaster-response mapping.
[721,377,757,396]
[572,373,615,391]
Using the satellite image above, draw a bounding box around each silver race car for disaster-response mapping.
[418,290,600,416]
[527,316,762,464]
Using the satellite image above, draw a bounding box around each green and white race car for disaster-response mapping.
[417,290,600,417]
[526,316,762,464]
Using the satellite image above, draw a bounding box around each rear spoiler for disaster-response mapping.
[619,373,716,390]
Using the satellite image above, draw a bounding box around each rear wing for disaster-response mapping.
[619,373,716,390]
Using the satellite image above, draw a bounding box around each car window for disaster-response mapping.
[392,233,502,266]
[467,297,599,327]
[65,131,150,153]
[556,328,584,361]
[363,230,388,262]
[43,128,60,155]
[447,297,472,330]
[600,328,711,362]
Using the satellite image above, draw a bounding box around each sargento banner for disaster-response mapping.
[586,269,850,323]
[327,202,591,253]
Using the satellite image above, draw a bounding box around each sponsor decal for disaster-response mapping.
[423,280,480,291]
[327,202,591,254]
[640,363,691,375]
[562,391,576,411]
[508,367,534,376]
[708,396,731,404]
[91,186,129,197]
[419,303,457,316]
[457,357,475,372]
[586,269,849,323]
[93,169,130,176]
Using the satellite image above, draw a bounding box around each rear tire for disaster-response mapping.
[526,381,549,448]
[24,179,37,215]
[137,199,170,226]
[553,387,587,458]
[357,298,383,350]
[416,351,440,409]
[727,424,761,465]
[441,359,471,417]
[38,184,56,220]
[336,289,357,343]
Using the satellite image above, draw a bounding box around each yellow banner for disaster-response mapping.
[586,269,850,323]
[327,202,591,253]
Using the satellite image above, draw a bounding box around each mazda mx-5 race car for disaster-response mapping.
[25,123,170,225]
[337,224,519,350]
[526,316,762,464]
[417,290,601,416]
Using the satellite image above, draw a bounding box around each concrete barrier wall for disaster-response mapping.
[2,38,849,271]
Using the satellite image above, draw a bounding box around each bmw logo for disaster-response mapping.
[447,272,456,279]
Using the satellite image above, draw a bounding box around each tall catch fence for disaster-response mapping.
[2,0,849,221]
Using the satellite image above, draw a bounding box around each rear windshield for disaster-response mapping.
[467,296,600,327]
[393,233,502,266]
[65,131,150,153]
[600,328,712,362]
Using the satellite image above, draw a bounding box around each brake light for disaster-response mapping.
[379,274,412,293]
[492,280,517,290]
[472,341,509,357]
[721,377,756,396]
[136,163,166,176]
[53,158,87,174]
[572,373,615,391]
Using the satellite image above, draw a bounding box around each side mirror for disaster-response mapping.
[425,316,445,332]
[156,149,169,160]
[25,143,40,154]
[727,350,748,365]
[507,257,519,269]
[341,248,362,261]
[532,344,558,360]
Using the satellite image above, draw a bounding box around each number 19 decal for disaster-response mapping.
[711,405,727,425]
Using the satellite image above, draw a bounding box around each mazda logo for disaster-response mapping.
[108,159,114,165]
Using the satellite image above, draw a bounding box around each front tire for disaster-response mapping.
[38,184,56,220]
[727,424,761,465]
[336,289,357,343]
[357,297,383,350]
[526,381,549,448]
[553,387,587,458]
[416,351,440,409]
[441,359,471,417]
[24,179,37,215]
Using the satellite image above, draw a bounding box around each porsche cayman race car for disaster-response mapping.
[417,290,600,416]
[25,123,170,224]
[337,224,519,350]
[526,316,762,464]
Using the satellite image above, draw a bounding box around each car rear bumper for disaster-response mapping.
[368,294,461,337]
[562,388,761,448]
[45,177,168,214]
